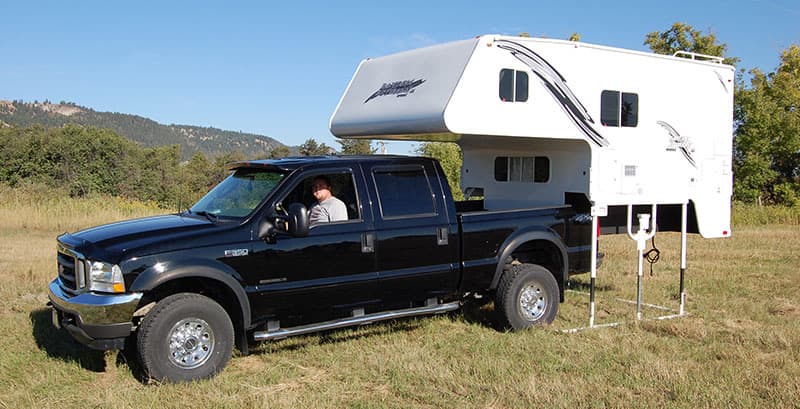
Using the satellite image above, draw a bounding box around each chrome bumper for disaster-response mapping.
[47,279,143,349]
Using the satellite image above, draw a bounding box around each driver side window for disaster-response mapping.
[280,171,361,223]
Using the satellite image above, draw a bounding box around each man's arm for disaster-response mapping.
[330,198,349,222]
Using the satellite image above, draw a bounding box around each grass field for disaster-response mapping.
[0,186,798,408]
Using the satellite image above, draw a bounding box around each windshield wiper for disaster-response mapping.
[192,210,219,223]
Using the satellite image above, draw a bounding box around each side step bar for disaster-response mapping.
[253,301,461,342]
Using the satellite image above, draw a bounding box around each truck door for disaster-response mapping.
[246,167,378,320]
[368,162,459,307]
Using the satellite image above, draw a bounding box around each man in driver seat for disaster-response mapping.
[309,175,348,224]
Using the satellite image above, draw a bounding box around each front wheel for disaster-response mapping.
[136,293,234,383]
[495,263,559,330]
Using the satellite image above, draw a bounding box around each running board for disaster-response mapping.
[252,301,461,342]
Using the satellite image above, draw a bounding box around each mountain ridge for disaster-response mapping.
[0,100,286,159]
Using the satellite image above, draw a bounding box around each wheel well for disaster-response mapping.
[509,240,565,299]
[137,277,247,354]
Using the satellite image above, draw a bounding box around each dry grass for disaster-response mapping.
[0,188,798,408]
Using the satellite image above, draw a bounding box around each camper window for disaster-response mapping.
[601,90,639,127]
[601,91,620,126]
[621,92,638,127]
[494,156,550,183]
[499,69,528,102]
[515,71,529,102]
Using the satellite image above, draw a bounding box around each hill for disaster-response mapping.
[0,100,285,159]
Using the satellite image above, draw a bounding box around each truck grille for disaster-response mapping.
[57,245,86,294]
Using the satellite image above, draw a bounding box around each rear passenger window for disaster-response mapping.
[373,167,436,218]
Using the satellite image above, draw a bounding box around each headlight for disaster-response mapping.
[88,261,125,293]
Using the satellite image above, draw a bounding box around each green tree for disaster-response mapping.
[268,145,291,159]
[134,145,182,207]
[734,45,800,205]
[179,152,219,205]
[337,138,376,155]
[57,125,138,197]
[644,22,739,65]
[299,138,332,156]
[416,142,463,200]
[568,33,581,42]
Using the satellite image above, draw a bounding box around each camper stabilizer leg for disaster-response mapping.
[589,214,599,327]
[680,202,688,316]
[627,204,657,321]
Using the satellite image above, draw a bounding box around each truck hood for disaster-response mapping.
[59,214,223,262]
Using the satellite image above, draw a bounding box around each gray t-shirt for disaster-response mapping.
[309,196,348,225]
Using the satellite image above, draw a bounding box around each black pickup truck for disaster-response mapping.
[48,155,592,382]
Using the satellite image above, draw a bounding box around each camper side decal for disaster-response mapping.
[657,121,697,167]
[364,79,426,103]
[494,40,609,147]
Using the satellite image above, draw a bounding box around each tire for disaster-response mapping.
[495,263,559,330]
[137,293,234,383]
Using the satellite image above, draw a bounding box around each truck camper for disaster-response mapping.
[331,34,735,327]
[330,34,734,238]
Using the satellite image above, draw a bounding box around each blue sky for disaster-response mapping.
[1,0,798,154]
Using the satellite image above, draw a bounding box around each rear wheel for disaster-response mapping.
[495,263,559,330]
[137,293,233,383]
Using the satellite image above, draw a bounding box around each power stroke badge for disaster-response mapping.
[364,79,426,103]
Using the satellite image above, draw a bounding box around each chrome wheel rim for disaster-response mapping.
[168,318,215,369]
[519,282,548,321]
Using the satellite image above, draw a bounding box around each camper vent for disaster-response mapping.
[624,166,637,177]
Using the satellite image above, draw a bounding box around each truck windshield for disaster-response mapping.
[189,168,286,218]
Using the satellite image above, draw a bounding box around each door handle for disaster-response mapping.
[437,227,449,246]
[361,232,375,253]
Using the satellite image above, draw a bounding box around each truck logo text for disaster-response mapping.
[224,249,249,257]
[364,79,426,103]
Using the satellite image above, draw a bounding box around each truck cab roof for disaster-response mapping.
[230,155,424,172]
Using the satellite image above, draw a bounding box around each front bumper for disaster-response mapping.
[47,279,143,350]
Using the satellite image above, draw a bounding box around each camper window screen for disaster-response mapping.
[499,69,529,102]
[601,90,620,126]
[499,69,514,102]
[494,156,549,183]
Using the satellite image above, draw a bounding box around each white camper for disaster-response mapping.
[330,34,734,239]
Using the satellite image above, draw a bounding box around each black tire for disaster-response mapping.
[137,293,234,383]
[495,263,559,330]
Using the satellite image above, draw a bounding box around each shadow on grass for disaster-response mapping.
[566,279,616,292]
[29,308,106,372]
[459,298,501,330]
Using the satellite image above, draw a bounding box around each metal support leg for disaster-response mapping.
[680,202,688,316]
[589,215,599,327]
[637,245,644,320]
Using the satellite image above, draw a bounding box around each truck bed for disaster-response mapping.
[455,201,576,291]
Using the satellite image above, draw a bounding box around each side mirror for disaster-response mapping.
[257,218,276,241]
[286,203,309,237]
[259,203,309,241]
